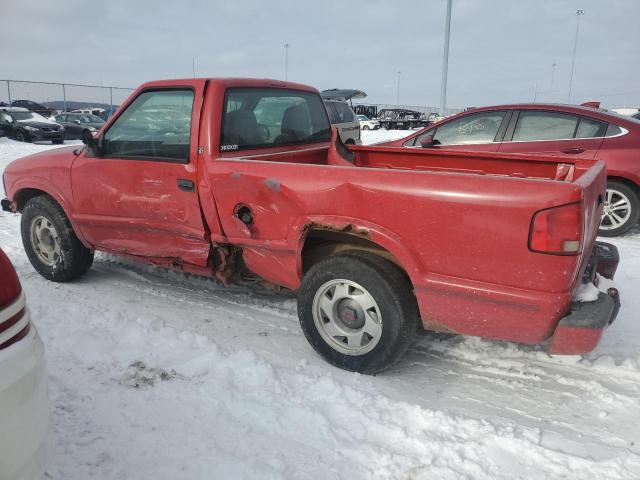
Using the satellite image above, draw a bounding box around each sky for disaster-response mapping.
[1,0,639,110]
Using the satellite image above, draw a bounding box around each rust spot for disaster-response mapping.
[302,221,371,239]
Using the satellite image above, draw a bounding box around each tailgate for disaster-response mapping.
[573,160,607,289]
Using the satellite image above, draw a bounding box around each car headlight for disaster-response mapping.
[24,126,39,132]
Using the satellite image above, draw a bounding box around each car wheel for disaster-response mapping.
[21,195,94,282]
[14,130,26,142]
[598,180,640,237]
[362,125,370,130]
[297,251,419,374]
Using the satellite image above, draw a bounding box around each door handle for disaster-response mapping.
[177,179,195,192]
[562,147,585,154]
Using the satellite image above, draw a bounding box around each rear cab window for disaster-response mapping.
[221,88,331,151]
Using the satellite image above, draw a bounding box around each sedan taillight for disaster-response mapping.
[0,249,30,349]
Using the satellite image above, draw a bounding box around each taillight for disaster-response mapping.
[0,249,21,308]
[0,249,29,350]
[529,202,583,255]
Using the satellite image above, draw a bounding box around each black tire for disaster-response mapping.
[297,251,419,374]
[21,195,94,282]
[598,180,640,237]
[362,125,370,130]
[14,130,27,142]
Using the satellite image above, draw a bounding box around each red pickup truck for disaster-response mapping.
[1,78,621,373]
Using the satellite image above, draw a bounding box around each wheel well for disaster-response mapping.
[608,176,639,193]
[14,188,50,211]
[301,228,402,275]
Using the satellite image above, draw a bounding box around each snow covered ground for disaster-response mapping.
[1,134,640,479]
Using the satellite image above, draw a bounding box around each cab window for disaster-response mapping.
[221,88,330,150]
[102,89,194,162]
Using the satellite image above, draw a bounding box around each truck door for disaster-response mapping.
[70,84,211,266]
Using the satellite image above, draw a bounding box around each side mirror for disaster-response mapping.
[83,132,103,156]
[420,134,440,148]
[4,115,13,124]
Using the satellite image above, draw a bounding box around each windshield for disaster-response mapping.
[9,111,35,121]
[357,115,369,121]
[221,88,331,151]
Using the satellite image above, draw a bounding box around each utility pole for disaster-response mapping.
[551,62,557,92]
[439,0,453,115]
[568,9,584,103]
[192,56,196,78]
[396,70,401,105]
[284,43,290,80]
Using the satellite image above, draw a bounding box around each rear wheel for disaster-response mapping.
[297,251,419,374]
[362,125,370,130]
[599,180,639,237]
[14,130,26,142]
[21,195,94,281]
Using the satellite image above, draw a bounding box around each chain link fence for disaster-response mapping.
[0,80,135,115]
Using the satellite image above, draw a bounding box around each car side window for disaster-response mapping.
[333,102,355,123]
[102,89,194,162]
[428,111,506,145]
[575,117,607,138]
[512,111,579,141]
[324,102,340,124]
[605,124,623,137]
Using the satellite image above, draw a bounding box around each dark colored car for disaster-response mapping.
[377,108,427,130]
[632,112,640,120]
[54,113,104,142]
[382,103,640,236]
[10,100,55,117]
[0,107,64,144]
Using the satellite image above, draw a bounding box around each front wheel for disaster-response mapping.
[297,251,419,374]
[362,125,370,130]
[598,181,640,237]
[14,130,27,142]
[21,195,94,282]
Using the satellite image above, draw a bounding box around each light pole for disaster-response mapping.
[284,43,290,80]
[550,62,557,92]
[440,0,453,115]
[568,9,584,103]
[396,70,401,105]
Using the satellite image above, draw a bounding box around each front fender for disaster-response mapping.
[9,180,92,249]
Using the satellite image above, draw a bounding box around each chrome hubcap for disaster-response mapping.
[312,279,382,356]
[600,188,632,230]
[30,215,61,266]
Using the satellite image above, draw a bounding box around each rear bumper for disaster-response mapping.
[549,242,621,355]
[0,323,49,480]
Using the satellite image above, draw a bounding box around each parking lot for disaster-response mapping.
[1,133,639,479]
